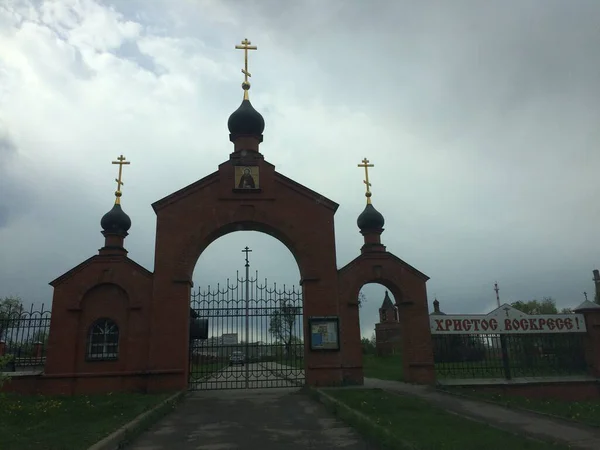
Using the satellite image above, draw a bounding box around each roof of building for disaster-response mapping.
[380,291,395,309]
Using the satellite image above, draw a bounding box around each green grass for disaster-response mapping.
[441,387,600,427]
[0,392,172,450]
[362,354,404,381]
[325,388,568,450]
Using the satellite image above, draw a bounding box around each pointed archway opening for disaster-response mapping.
[188,230,305,390]
[358,283,403,381]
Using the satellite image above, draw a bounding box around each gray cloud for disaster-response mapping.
[1,0,599,338]
[0,128,33,229]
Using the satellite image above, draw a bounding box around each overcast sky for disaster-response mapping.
[1,0,599,338]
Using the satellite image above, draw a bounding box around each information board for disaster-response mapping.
[309,316,340,351]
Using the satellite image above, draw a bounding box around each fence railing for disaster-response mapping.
[432,333,588,380]
[0,303,51,372]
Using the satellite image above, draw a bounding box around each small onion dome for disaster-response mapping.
[101,203,131,235]
[357,203,385,232]
[227,99,265,137]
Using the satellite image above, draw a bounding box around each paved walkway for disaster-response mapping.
[364,378,600,450]
[190,362,304,390]
[129,388,376,449]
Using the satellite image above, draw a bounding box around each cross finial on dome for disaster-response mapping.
[235,38,258,101]
[112,154,130,205]
[357,158,374,204]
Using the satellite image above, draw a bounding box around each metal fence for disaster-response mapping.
[433,333,588,380]
[0,303,50,372]
[189,270,305,390]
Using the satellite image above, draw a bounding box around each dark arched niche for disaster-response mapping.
[79,283,129,309]
[75,283,130,373]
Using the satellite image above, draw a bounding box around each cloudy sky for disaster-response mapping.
[1,0,599,338]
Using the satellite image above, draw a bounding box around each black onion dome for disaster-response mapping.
[101,203,131,234]
[227,99,265,137]
[357,203,385,231]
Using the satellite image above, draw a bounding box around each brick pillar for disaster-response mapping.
[574,303,600,377]
[34,342,43,358]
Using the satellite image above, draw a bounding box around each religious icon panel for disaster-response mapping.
[235,166,260,189]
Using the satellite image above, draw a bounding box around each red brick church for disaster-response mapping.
[375,291,402,356]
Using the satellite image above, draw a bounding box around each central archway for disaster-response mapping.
[146,156,344,392]
[189,230,304,390]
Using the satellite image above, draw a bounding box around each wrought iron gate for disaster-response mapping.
[189,270,305,390]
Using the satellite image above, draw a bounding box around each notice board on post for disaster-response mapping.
[309,316,340,351]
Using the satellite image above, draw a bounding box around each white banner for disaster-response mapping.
[430,303,587,335]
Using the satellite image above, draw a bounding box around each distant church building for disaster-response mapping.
[375,291,402,356]
[430,298,445,316]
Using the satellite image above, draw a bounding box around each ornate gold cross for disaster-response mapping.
[112,154,130,204]
[235,38,257,99]
[358,158,374,204]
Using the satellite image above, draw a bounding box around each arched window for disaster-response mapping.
[87,319,119,360]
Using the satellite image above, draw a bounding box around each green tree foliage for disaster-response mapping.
[0,354,14,387]
[0,297,22,387]
[433,335,486,363]
[509,297,581,369]
[0,296,24,340]
[361,335,376,354]
[358,291,367,309]
[511,297,573,315]
[268,300,301,358]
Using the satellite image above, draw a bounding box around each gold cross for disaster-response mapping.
[235,38,257,99]
[112,154,130,204]
[357,158,374,204]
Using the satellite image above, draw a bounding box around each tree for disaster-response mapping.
[0,354,14,388]
[511,297,574,315]
[0,296,24,340]
[511,297,559,315]
[268,300,301,358]
[358,291,367,308]
[510,297,576,367]
[361,337,375,354]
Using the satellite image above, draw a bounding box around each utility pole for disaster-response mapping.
[494,282,501,308]
[593,270,600,305]
[494,281,511,380]
[242,246,252,389]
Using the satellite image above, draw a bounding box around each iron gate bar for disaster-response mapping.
[0,303,51,372]
[189,270,305,390]
[432,333,588,380]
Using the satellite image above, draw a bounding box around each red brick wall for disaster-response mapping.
[148,153,345,390]
[338,253,435,384]
[40,257,154,395]
[375,322,402,356]
[579,309,600,377]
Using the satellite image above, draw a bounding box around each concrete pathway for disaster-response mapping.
[128,388,376,449]
[190,362,305,390]
[364,378,600,450]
